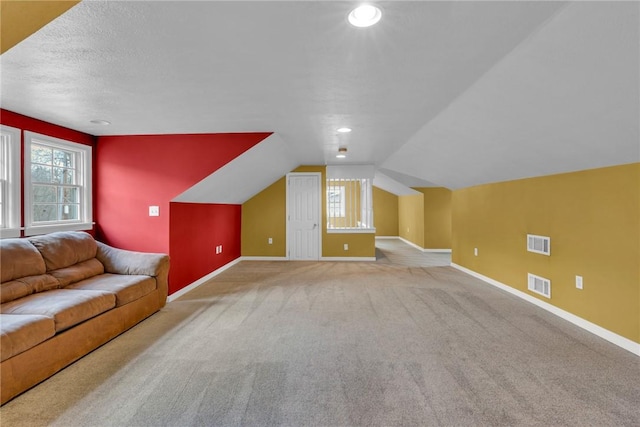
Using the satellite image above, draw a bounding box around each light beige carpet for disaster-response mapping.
[1,258,638,426]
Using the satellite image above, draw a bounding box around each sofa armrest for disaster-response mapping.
[96,241,169,307]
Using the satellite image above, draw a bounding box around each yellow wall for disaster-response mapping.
[1,1,79,54]
[241,166,375,258]
[398,193,424,248]
[452,163,640,343]
[373,186,398,236]
[416,187,452,249]
[241,177,286,256]
[324,232,375,258]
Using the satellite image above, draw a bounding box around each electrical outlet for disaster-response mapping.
[474,248,478,256]
[149,206,159,216]
[576,275,583,290]
[268,237,273,245]
[343,243,349,251]
[219,245,223,253]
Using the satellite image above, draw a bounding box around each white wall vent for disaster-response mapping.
[527,234,550,255]
[528,273,551,298]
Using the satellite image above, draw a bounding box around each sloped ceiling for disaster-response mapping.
[173,133,298,204]
[382,1,640,189]
[1,1,638,193]
[373,172,420,196]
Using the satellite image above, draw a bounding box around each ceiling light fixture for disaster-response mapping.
[348,4,382,28]
[336,147,348,158]
[337,127,352,133]
[90,119,111,125]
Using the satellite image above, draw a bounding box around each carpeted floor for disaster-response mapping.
[1,243,638,426]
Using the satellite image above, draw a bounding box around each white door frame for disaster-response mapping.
[286,172,322,260]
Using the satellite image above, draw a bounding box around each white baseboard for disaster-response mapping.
[396,237,451,253]
[374,236,398,239]
[240,256,288,261]
[450,262,640,357]
[167,258,241,302]
[398,237,424,251]
[320,257,377,262]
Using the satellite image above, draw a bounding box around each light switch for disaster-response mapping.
[576,275,583,290]
[149,206,159,216]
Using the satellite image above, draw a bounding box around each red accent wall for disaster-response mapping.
[95,132,269,293]
[169,202,241,295]
[0,109,96,235]
[1,110,267,294]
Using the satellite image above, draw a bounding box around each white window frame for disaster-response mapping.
[0,125,22,238]
[327,185,346,218]
[24,131,93,236]
[326,177,375,234]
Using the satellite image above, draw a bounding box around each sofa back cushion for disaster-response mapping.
[0,281,31,304]
[28,231,98,271]
[52,259,105,287]
[0,239,46,283]
[1,275,60,304]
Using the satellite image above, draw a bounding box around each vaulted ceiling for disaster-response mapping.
[1,1,638,193]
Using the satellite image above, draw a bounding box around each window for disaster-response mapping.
[327,186,346,217]
[326,165,375,233]
[24,131,92,236]
[0,125,21,238]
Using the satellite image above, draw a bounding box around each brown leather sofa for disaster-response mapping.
[0,231,169,404]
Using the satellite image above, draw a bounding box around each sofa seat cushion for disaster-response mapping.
[0,314,56,362]
[66,274,156,307]
[0,289,116,332]
[50,259,105,287]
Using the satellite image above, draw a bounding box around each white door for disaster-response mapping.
[287,173,321,260]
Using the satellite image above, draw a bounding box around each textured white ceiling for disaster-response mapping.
[382,1,640,189]
[1,1,637,191]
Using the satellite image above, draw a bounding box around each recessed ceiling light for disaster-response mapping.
[90,119,111,125]
[337,127,352,133]
[336,147,347,158]
[348,4,382,28]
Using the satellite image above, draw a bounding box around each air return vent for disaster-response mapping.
[528,273,551,298]
[527,234,550,255]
